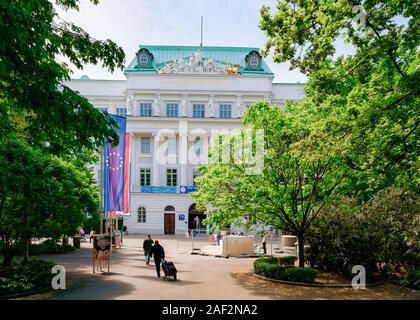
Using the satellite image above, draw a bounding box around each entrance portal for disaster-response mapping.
[164,205,176,234]
[188,203,206,231]
[164,213,175,234]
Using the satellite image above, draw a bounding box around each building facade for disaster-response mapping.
[66,45,304,235]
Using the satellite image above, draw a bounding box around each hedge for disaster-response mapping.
[0,259,56,296]
[29,240,75,255]
[400,268,420,290]
[278,256,297,266]
[254,257,317,283]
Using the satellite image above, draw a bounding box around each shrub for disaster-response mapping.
[254,258,284,277]
[400,268,420,290]
[254,257,317,283]
[280,267,318,283]
[257,257,279,264]
[278,256,297,266]
[29,240,75,255]
[306,189,420,281]
[0,259,55,296]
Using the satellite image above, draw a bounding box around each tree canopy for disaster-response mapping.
[193,101,348,266]
[0,0,125,155]
[0,138,99,266]
[0,0,126,266]
[260,0,419,198]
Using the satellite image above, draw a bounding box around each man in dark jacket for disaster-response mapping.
[143,235,154,265]
[150,240,165,277]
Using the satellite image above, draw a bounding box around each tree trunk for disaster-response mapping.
[297,233,305,268]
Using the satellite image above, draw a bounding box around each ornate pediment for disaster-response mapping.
[157,50,239,75]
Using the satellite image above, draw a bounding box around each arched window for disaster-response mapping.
[138,207,146,223]
[164,205,175,212]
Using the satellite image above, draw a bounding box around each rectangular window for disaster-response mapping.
[141,137,151,154]
[116,107,127,117]
[167,138,177,155]
[166,169,177,186]
[139,103,152,117]
[140,168,151,186]
[192,104,205,118]
[219,104,232,118]
[138,207,146,223]
[166,103,179,117]
[98,107,108,113]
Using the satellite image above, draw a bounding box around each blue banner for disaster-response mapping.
[141,186,177,193]
[179,186,198,194]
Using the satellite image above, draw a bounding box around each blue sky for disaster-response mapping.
[57,0,310,83]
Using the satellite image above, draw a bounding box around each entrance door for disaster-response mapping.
[164,213,175,234]
[188,204,206,232]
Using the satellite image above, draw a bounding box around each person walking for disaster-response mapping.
[89,230,96,243]
[150,240,165,277]
[262,233,267,255]
[216,230,222,246]
[143,235,154,265]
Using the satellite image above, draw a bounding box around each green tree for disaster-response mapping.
[193,102,347,267]
[0,0,125,154]
[0,0,126,266]
[0,139,98,266]
[259,0,419,199]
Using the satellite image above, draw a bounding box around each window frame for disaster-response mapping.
[137,207,146,223]
[166,168,177,187]
[166,103,179,117]
[140,168,151,186]
[140,137,151,154]
[219,104,232,118]
[116,107,127,117]
[192,103,205,118]
[139,102,152,117]
[167,138,177,155]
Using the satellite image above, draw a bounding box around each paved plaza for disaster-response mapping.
[28,236,420,300]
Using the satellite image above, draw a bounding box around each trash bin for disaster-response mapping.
[73,236,80,249]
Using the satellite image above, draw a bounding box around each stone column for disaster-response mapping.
[179,132,188,186]
[152,133,161,186]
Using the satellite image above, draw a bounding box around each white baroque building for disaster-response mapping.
[66,45,304,235]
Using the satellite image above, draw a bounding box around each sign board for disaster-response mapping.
[94,235,111,251]
[112,231,122,249]
[93,234,112,273]
[178,213,185,221]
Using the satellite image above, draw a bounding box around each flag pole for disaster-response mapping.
[100,146,104,235]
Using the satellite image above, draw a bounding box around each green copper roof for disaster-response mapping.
[125,45,273,76]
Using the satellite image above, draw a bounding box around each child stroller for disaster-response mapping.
[161,260,177,280]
